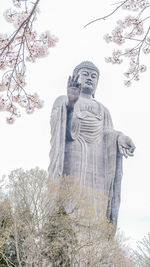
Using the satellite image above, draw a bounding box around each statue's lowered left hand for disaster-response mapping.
[118,135,136,158]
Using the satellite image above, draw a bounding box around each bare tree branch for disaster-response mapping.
[84,0,128,28]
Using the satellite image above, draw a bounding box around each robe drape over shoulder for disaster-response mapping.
[48,95,123,224]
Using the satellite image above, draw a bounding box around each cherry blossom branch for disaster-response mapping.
[130,25,150,79]
[85,0,150,86]
[0,0,40,57]
[111,35,142,41]
[0,0,58,123]
[136,4,150,19]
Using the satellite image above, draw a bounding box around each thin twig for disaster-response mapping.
[84,0,128,28]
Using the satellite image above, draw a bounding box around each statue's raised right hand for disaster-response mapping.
[67,75,81,109]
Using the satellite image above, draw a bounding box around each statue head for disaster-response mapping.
[73,61,100,77]
[73,61,99,97]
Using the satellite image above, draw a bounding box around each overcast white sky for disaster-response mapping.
[0,0,150,249]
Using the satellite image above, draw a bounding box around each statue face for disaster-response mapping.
[77,68,99,96]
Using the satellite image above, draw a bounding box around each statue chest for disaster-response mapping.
[74,98,103,121]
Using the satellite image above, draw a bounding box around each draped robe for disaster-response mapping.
[48,95,123,225]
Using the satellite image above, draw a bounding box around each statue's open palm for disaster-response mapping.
[67,75,81,108]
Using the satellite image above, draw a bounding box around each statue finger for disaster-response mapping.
[73,75,79,87]
[122,147,128,158]
[72,75,78,87]
[128,139,136,150]
[70,76,75,87]
[119,146,128,158]
[126,149,134,157]
[130,144,136,152]
[75,75,79,84]
[74,76,78,87]
[119,145,124,156]
[67,76,71,88]
[129,146,136,153]
[76,82,81,90]
[69,75,74,87]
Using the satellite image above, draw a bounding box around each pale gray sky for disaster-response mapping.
[0,0,150,249]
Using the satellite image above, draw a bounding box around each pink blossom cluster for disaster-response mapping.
[104,16,144,45]
[105,49,123,64]
[123,63,147,86]
[12,0,21,8]
[4,8,29,28]
[0,93,44,124]
[26,31,58,62]
[0,0,58,123]
[103,1,150,86]
[122,0,149,11]
[142,36,150,54]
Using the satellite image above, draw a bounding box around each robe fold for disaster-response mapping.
[48,95,123,224]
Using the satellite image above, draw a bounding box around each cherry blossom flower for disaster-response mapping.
[124,72,130,78]
[26,106,34,114]
[20,96,28,107]
[29,43,49,59]
[0,83,6,92]
[146,36,150,43]
[139,64,147,72]
[124,16,133,27]
[25,30,37,42]
[3,9,14,23]
[5,103,17,113]
[6,116,15,124]
[124,80,132,87]
[0,97,7,111]
[14,110,21,117]
[40,31,58,47]
[103,34,112,43]
[13,12,29,29]
[0,59,6,70]
[35,99,44,109]
[12,94,21,103]
[117,20,126,29]
[13,0,21,8]
[134,75,140,81]
[105,57,112,63]
[26,55,36,63]
[143,47,150,54]
[6,55,17,68]
[124,49,138,58]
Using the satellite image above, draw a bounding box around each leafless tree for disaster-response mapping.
[0,169,135,266]
[135,232,150,267]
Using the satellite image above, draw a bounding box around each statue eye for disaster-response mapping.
[92,74,97,79]
[82,72,88,76]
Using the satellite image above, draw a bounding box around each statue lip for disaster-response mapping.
[85,81,93,85]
